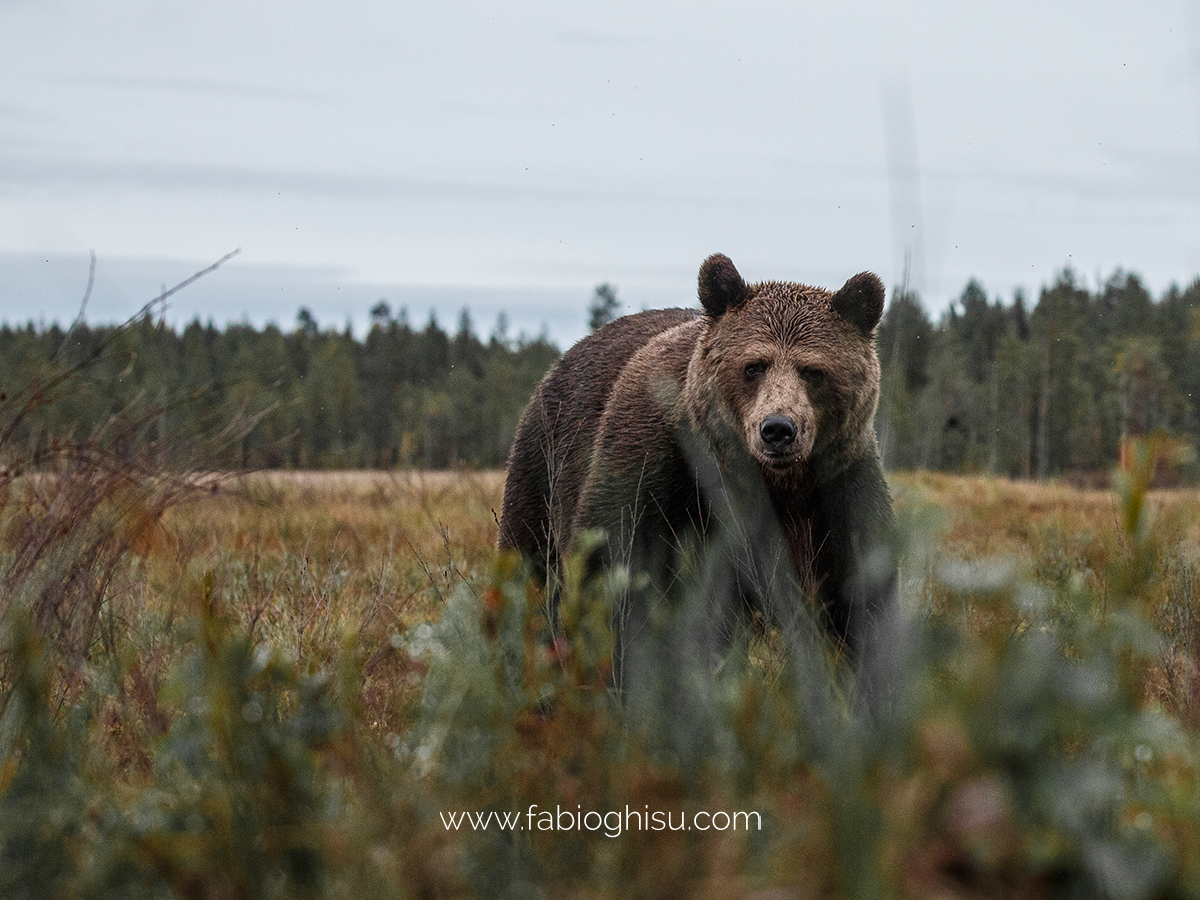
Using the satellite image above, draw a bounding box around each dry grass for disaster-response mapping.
[145,467,1200,640]
[893,469,1197,554]
[177,469,504,569]
[889,471,1200,719]
[146,470,507,741]
[893,471,1200,593]
[28,465,1193,746]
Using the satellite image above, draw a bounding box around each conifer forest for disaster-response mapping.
[3,266,1198,479]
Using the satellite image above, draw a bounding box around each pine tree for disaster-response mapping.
[588,283,620,332]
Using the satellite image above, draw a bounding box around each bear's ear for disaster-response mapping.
[698,253,747,318]
[832,272,886,334]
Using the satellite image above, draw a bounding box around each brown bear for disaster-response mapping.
[498,253,895,695]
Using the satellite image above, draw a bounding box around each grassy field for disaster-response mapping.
[2,459,1200,897]
[155,469,1196,679]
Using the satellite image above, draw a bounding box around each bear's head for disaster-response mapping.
[685,253,885,486]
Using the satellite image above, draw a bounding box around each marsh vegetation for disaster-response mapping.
[1,450,1198,897]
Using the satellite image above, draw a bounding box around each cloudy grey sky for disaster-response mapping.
[2,0,1198,345]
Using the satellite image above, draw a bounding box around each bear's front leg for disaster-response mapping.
[812,450,897,664]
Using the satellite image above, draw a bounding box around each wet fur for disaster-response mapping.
[499,254,895,674]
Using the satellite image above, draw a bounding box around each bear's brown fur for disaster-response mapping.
[498,254,895,687]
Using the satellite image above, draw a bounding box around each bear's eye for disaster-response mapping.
[801,367,825,386]
[743,361,768,380]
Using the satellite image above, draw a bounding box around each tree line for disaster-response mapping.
[0,303,558,470]
[2,269,1198,476]
[877,269,1200,479]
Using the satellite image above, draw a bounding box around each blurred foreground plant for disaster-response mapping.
[406,438,1200,898]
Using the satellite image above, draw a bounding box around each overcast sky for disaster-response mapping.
[2,0,1198,346]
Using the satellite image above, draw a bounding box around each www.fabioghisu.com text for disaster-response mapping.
[440,805,763,839]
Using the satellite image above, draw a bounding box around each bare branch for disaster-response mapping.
[0,248,242,452]
[53,249,97,364]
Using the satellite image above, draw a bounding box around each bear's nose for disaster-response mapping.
[760,415,798,449]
